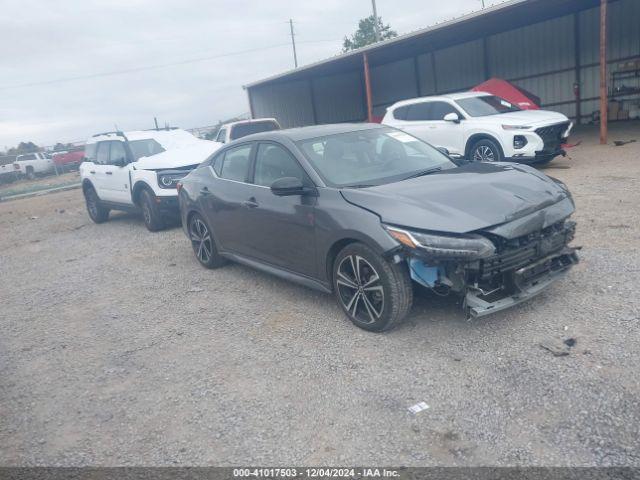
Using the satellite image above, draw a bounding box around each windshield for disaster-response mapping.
[230,121,279,140]
[128,139,166,160]
[297,128,456,188]
[455,95,521,117]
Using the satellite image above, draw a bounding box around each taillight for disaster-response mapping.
[14,164,20,170]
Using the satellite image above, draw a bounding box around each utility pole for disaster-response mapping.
[289,19,298,68]
[480,0,485,8]
[371,0,381,42]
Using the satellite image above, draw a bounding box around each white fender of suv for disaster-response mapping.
[79,129,220,231]
[382,92,573,165]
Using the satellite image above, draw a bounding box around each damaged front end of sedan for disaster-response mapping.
[383,198,579,318]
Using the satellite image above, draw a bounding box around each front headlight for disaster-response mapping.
[384,225,495,259]
[157,171,187,189]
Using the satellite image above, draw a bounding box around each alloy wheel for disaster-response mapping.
[142,203,152,226]
[336,255,384,324]
[87,195,98,218]
[473,145,496,162]
[190,217,213,264]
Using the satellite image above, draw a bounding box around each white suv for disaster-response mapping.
[382,92,572,165]
[80,129,220,231]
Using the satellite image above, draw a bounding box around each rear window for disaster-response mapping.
[128,139,165,160]
[392,105,409,120]
[230,121,279,141]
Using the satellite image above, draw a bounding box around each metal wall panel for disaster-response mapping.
[514,70,577,106]
[434,39,485,93]
[250,80,315,128]
[608,0,640,61]
[580,0,640,65]
[370,58,418,108]
[416,52,436,95]
[313,71,365,124]
[488,15,575,80]
[580,64,600,102]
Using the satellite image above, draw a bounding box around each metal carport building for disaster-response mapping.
[244,0,640,144]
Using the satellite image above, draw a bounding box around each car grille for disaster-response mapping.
[535,122,570,152]
[479,221,575,281]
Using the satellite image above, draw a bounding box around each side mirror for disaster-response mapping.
[113,157,127,167]
[443,112,461,123]
[436,147,450,157]
[271,177,313,196]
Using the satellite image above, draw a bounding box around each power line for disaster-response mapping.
[371,0,382,42]
[289,19,298,68]
[0,39,339,91]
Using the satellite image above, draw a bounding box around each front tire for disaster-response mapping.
[333,243,413,332]
[470,138,503,162]
[140,189,165,232]
[188,213,227,269]
[84,187,110,224]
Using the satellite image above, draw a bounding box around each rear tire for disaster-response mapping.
[333,243,413,332]
[188,213,227,269]
[84,187,109,224]
[470,138,503,162]
[140,189,165,232]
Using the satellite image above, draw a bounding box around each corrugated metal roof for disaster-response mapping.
[244,0,602,89]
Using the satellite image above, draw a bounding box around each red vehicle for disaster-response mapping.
[52,148,84,170]
[472,78,541,110]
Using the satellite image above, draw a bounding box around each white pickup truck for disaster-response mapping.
[13,152,55,179]
[211,118,280,144]
[0,155,18,183]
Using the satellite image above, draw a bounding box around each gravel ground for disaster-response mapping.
[1,123,639,466]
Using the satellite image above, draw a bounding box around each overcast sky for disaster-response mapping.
[0,0,504,149]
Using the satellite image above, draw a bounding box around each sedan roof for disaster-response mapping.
[239,123,386,143]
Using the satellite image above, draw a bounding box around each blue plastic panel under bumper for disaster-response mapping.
[465,248,579,318]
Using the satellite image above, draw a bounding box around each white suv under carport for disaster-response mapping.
[382,92,572,166]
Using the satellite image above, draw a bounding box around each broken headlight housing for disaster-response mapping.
[384,225,495,260]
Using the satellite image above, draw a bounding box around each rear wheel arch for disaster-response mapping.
[465,133,505,160]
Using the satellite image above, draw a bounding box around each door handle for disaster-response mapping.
[242,198,259,208]
[199,187,210,196]
[89,170,96,174]
[106,171,113,175]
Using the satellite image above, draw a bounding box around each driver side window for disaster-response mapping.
[108,141,127,165]
[253,143,308,187]
[96,142,110,165]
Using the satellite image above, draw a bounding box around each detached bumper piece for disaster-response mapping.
[465,247,579,318]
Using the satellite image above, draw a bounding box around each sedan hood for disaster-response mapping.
[135,141,221,170]
[340,163,571,234]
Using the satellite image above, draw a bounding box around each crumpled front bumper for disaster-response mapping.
[465,247,579,318]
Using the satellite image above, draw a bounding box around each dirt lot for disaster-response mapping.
[1,123,639,466]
